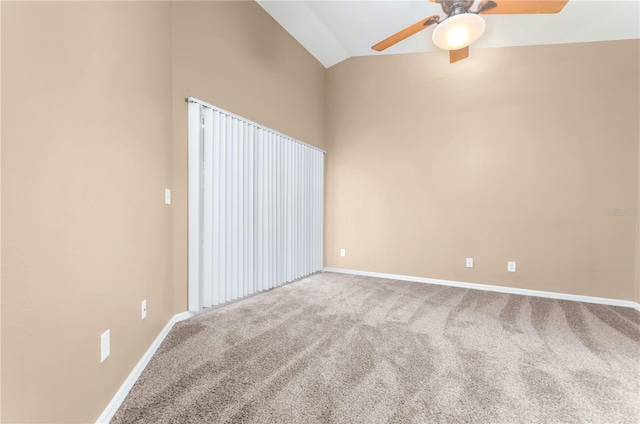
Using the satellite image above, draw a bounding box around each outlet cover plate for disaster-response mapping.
[466,258,473,268]
[508,261,517,272]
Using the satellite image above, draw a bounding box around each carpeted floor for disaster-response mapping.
[112,272,640,423]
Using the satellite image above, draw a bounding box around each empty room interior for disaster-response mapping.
[1,0,640,423]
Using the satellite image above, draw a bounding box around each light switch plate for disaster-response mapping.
[141,299,147,320]
[165,189,171,205]
[100,330,110,363]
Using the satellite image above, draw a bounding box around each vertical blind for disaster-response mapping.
[188,98,324,312]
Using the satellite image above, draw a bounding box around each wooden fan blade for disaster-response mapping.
[449,46,469,63]
[372,15,439,52]
[479,0,568,14]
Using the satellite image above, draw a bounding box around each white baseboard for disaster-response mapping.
[96,311,193,424]
[323,267,640,311]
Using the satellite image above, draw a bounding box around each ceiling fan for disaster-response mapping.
[372,0,569,63]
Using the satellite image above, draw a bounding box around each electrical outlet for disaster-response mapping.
[466,258,473,268]
[100,330,110,363]
[340,248,346,257]
[508,261,516,272]
[141,299,147,320]
[165,189,171,205]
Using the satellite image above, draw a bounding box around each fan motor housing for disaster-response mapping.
[439,0,475,16]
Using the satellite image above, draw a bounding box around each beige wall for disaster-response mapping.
[170,1,325,312]
[2,2,174,423]
[325,40,640,301]
[1,1,325,422]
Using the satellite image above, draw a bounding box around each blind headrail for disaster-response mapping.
[186,97,326,154]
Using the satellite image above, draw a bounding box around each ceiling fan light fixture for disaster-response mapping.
[432,13,486,50]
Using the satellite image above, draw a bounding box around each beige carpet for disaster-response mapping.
[112,272,640,423]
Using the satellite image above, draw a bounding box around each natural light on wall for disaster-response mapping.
[432,13,486,50]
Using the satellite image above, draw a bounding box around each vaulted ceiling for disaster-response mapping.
[257,0,640,67]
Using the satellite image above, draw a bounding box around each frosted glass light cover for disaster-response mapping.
[432,13,486,50]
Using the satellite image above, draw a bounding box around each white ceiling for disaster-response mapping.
[257,0,640,68]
